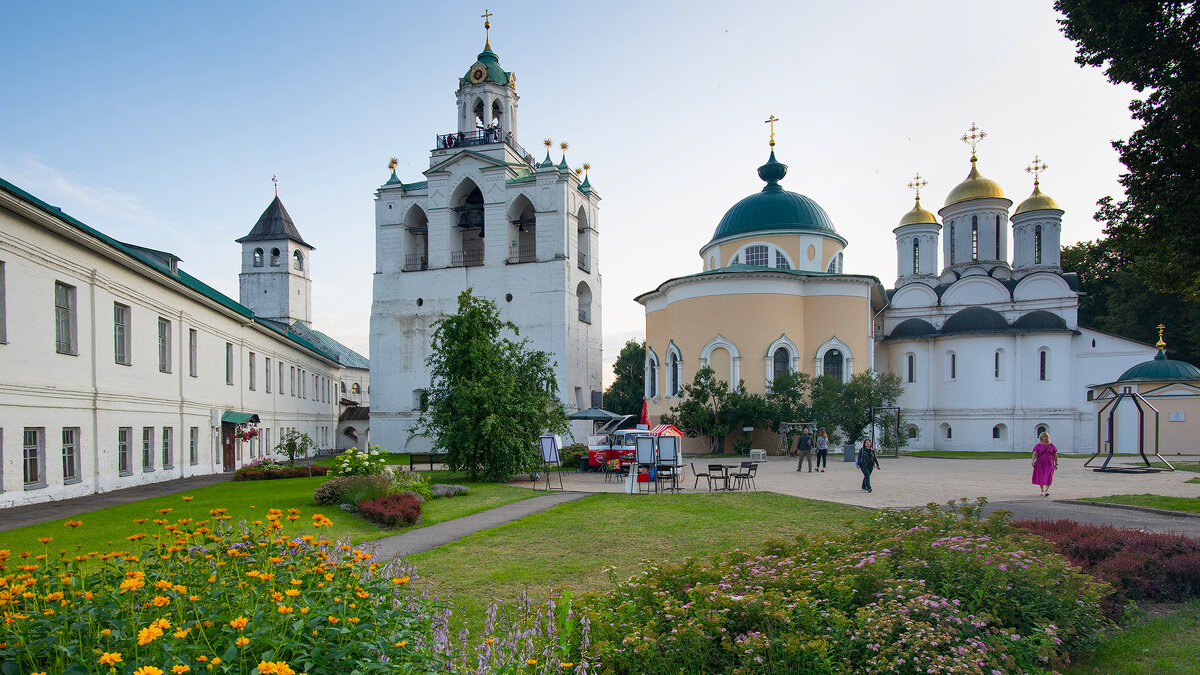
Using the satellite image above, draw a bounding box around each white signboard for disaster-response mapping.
[539,435,560,463]
[1169,411,1186,422]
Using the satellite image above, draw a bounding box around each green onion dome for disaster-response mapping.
[708,152,841,245]
[1118,349,1200,382]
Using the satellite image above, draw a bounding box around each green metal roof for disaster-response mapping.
[462,48,511,86]
[221,411,260,424]
[1118,349,1200,382]
[708,152,840,245]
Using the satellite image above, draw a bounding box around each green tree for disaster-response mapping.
[1055,0,1200,298]
[274,429,315,466]
[661,366,736,453]
[808,376,847,445]
[603,339,646,415]
[765,370,814,446]
[418,289,568,482]
[1062,238,1200,365]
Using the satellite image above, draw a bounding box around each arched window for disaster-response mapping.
[1039,349,1048,381]
[906,425,919,439]
[730,254,740,265]
[744,245,769,267]
[912,238,919,275]
[668,350,681,396]
[774,250,791,270]
[823,349,844,383]
[575,207,589,272]
[270,248,281,266]
[827,257,837,273]
[995,215,1002,259]
[971,216,979,261]
[340,381,346,393]
[948,352,957,380]
[1034,225,1043,265]
[1036,424,1048,438]
[949,222,956,264]
[577,281,592,323]
[994,350,1001,379]
[993,424,1006,440]
[351,383,360,394]
[944,424,953,439]
[253,248,264,267]
[646,353,658,399]
[293,250,304,271]
[906,354,915,383]
[773,347,791,379]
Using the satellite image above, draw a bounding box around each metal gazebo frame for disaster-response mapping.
[1086,385,1174,473]
[869,406,902,459]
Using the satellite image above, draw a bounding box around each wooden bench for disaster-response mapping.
[408,451,448,471]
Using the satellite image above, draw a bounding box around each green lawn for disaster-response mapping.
[902,450,1092,459]
[408,492,868,630]
[1067,600,1200,674]
[1079,494,1200,514]
[1187,477,1200,484]
[0,472,539,554]
[1120,461,1200,473]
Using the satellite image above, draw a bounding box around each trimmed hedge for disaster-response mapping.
[358,492,423,527]
[233,464,330,481]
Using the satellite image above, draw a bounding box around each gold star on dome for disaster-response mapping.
[960,123,987,159]
[388,157,397,171]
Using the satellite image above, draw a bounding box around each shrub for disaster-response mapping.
[235,465,329,481]
[1015,518,1200,611]
[559,443,587,469]
[312,474,392,506]
[431,484,470,498]
[328,446,389,477]
[392,468,434,500]
[358,492,423,527]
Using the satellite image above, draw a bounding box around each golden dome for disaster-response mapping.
[1013,182,1061,214]
[897,197,937,227]
[944,158,1006,207]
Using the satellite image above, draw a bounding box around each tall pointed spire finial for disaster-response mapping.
[764,114,780,148]
[960,122,987,162]
[908,172,928,201]
[1157,323,1166,350]
[1025,155,1049,186]
[481,9,493,50]
[272,175,278,197]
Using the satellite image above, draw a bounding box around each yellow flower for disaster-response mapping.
[151,595,171,607]
[100,629,112,636]
[37,537,53,544]
[210,657,221,665]
[327,616,340,624]
[277,605,294,614]
[133,667,164,675]
[136,625,163,645]
[229,616,249,630]
[394,640,408,648]
[119,577,145,593]
[392,576,410,584]
[182,496,194,501]
[526,659,537,665]
[98,652,123,666]
[484,638,495,644]
[256,661,295,675]
[285,589,300,597]
[560,663,574,669]
[173,628,191,639]
[172,666,191,674]
[235,636,249,647]
[155,618,172,630]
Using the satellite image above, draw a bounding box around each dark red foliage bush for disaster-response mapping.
[234,465,330,481]
[357,492,422,527]
[1015,518,1200,611]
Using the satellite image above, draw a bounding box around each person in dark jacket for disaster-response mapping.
[795,428,813,472]
[856,438,881,492]
[814,429,830,472]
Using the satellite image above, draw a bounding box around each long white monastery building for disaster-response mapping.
[0,178,368,507]
[370,31,603,451]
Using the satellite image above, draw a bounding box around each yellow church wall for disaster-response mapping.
[703,234,846,270]
[1136,382,1200,454]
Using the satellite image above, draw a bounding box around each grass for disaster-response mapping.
[1187,477,1200,485]
[0,472,540,554]
[1079,494,1200,514]
[902,450,1092,459]
[1067,600,1200,674]
[1120,461,1200,473]
[408,492,869,630]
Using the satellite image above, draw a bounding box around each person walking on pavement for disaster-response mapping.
[1032,431,1058,497]
[856,438,881,492]
[795,427,813,472]
[814,429,830,472]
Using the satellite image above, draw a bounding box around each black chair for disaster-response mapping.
[691,462,711,491]
[707,463,729,491]
[731,461,757,492]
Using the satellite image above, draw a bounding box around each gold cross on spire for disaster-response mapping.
[764,115,780,148]
[1157,323,1166,349]
[907,172,928,200]
[271,175,278,196]
[482,9,493,49]
[1025,155,1049,185]
[960,122,987,159]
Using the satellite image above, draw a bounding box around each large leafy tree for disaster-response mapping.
[810,372,905,446]
[661,367,738,453]
[1055,0,1200,298]
[418,289,568,482]
[1062,238,1200,364]
[603,339,646,415]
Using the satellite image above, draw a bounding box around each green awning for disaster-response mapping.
[221,411,260,424]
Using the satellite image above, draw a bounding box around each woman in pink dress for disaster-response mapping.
[1031,431,1058,496]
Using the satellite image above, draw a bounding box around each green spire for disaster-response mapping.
[385,169,400,185]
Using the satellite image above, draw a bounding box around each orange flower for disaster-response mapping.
[391,576,410,584]
[527,659,537,665]
[98,652,123,666]
[235,636,249,647]
[394,640,408,648]
[151,595,171,607]
[172,666,191,674]
[63,520,83,528]
[136,625,163,645]
[134,667,164,675]
[118,578,145,593]
[256,661,295,675]
[277,605,293,614]
[37,537,53,544]
[229,616,249,630]
[181,496,194,501]
[560,664,574,669]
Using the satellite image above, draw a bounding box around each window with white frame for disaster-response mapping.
[1039,349,1049,381]
[118,427,132,476]
[279,362,285,395]
[668,348,681,396]
[745,245,769,267]
[158,318,172,373]
[947,352,957,380]
[646,353,658,398]
[62,427,79,482]
[971,216,979,261]
[265,357,272,393]
[54,281,77,354]
[912,239,919,275]
[23,427,44,487]
[293,250,304,270]
[823,349,844,382]
[1034,225,1043,265]
[772,346,791,380]
[994,350,1003,379]
[162,426,173,468]
[225,342,234,385]
[189,427,199,465]
[142,427,154,471]
[248,352,256,390]
[188,329,198,377]
[774,250,791,270]
[114,303,131,365]
[253,248,264,267]
[290,366,296,396]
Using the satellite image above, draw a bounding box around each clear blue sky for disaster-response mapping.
[1,1,1138,382]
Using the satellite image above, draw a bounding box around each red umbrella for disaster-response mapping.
[639,398,650,427]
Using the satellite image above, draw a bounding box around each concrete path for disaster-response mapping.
[368,491,592,559]
[0,472,233,532]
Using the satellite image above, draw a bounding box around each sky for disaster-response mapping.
[1,1,1139,385]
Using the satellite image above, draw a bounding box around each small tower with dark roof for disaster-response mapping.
[237,192,314,324]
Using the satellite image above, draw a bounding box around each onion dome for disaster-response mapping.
[1011,310,1068,331]
[940,306,1009,334]
[944,157,1006,207]
[889,318,937,339]
[898,196,937,227]
[1014,181,1061,215]
[1118,329,1200,381]
[708,151,840,244]
[462,48,512,87]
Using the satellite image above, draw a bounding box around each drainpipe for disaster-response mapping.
[90,269,101,494]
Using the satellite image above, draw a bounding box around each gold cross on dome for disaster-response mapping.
[960,122,987,159]
[481,9,493,48]
[764,115,780,148]
[1025,155,1049,184]
[271,175,278,196]
[907,172,928,200]
[1157,323,1166,349]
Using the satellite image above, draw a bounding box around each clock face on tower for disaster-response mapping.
[470,66,487,83]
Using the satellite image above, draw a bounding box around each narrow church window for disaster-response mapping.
[827,257,837,273]
[669,351,680,396]
[994,350,1001,378]
[1039,349,1048,380]
[270,248,281,266]
[1034,225,1043,265]
[352,383,360,395]
[992,425,1002,439]
[995,216,1002,260]
[647,358,658,398]
[949,222,955,264]
[906,354,915,383]
[949,353,957,379]
[971,216,978,261]
[946,426,952,439]
[745,245,768,267]
[730,254,740,265]
[773,347,791,379]
[912,238,919,275]
[823,349,844,383]
[253,248,264,267]
[293,250,304,271]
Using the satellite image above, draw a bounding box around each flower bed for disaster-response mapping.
[358,493,423,528]
[234,465,329,481]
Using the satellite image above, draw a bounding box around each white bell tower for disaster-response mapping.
[456,11,519,139]
[237,184,313,325]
